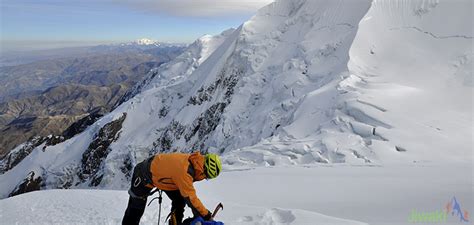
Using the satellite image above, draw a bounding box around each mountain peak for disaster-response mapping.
[117,38,161,46]
[116,38,187,48]
[134,38,159,45]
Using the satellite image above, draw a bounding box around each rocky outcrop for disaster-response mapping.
[8,171,43,197]
[0,136,47,174]
[153,120,187,153]
[0,133,74,174]
[62,109,103,140]
[79,113,127,186]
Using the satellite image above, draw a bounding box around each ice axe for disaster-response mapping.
[182,203,224,225]
[211,203,224,219]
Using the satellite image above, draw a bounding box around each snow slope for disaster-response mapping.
[0,190,367,225]
[345,0,473,163]
[224,0,473,166]
[0,0,472,206]
[0,177,369,225]
[1,165,471,225]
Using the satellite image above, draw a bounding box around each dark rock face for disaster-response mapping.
[153,120,186,153]
[187,102,227,142]
[158,105,169,118]
[221,68,241,101]
[0,136,47,174]
[120,154,133,180]
[44,135,66,147]
[9,171,43,197]
[0,133,72,174]
[62,110,103,139]
[185,66,243,149]
[79,113,127,186]
[188,66,242,106]
[188,85,216,105]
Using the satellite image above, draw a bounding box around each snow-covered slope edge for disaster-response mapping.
[0,188,368,225]
[0,0,472,199]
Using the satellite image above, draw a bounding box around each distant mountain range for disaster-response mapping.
[0,39,187,67]
[120,38,187,47]
[0,42,186,158]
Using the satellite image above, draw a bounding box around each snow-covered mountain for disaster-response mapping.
[0,0,472,199]
[133,38,161,46]
[120,38,187,47]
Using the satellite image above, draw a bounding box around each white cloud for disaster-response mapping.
[115,0,275,17]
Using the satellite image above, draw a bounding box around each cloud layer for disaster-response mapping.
[115,0,275,17]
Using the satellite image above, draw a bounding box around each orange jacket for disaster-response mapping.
[148,152,210,217]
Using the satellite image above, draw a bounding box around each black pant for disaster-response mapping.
[165,190,186,224]
[122,161,186,225]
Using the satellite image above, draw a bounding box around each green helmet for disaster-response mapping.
[204,153,222,179]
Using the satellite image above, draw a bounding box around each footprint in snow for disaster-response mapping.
[252,208,296,225]
[237,215,253,222]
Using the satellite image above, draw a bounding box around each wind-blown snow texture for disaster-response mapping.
[0,0,472,200]
[1,165,471,225]
[0,181,368,225]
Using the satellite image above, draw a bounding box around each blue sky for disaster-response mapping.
[0,0,272,51]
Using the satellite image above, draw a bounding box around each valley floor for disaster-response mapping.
[1,163,472,225]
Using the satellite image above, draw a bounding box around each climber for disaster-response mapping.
[122,152,222,225]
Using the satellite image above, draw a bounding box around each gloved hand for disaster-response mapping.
[203,210,213,221]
